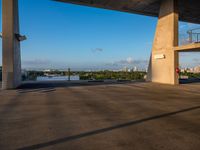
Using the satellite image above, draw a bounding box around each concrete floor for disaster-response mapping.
[0,81,200,150]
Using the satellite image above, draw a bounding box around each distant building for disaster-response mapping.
[133,66,138,72]
[193,66,200,73]
[43,69,52,72]
[122,67,128,72]
[180,66,200,73]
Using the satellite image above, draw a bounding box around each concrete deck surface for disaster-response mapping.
[0,81,200,150]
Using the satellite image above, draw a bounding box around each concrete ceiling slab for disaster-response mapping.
[55,0,200,24]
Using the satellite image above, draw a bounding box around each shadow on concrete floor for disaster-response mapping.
[17,80,144,92]
[1,79,200,92]
[179,78,200,84]
[18,105,200,150]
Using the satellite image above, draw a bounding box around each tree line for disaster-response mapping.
[1,67,200,82]
[22,70,146,81]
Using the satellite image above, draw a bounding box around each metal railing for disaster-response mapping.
[179,28,200,45]
[187,28,200,43]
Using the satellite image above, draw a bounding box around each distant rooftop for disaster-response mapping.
[55,0,200,24]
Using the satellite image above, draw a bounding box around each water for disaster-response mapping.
[37,75,80,81]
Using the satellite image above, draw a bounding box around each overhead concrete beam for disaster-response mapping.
[55,0,200,24]
[174,43,200,52]
[2,0,21,89]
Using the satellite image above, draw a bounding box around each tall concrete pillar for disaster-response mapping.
[2,0,21,89]
[147,0,179,85]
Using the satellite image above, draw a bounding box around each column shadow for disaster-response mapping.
[179,78,200,84]
[18,105,200,150]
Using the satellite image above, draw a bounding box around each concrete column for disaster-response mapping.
[147,0,179,85]
[2,0,21,89]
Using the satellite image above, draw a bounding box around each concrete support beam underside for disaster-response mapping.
[147,0,179,85]
[56,0,200,24]
[2,0,21,89]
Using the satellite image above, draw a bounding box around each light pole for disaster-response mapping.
[68,68,71,81]
[0,32,26,41]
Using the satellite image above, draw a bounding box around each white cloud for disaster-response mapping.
[22,59,66,69]
[91,48,104,53]
[105,57,148,70]
[126,57,133,64]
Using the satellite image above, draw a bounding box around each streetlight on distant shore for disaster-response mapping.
[68,68,71,81]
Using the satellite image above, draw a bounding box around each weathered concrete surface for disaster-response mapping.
[2,0,21,89]
[174,43,200,52]
[56,0,200,24]
[147,0,179,85]
[0,81,200,150]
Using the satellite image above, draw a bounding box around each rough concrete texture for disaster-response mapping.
[174,43,200,52]
[56,0,200,24]
[148,0,179,85]
[2,0,21,89]
[0,81,200,150]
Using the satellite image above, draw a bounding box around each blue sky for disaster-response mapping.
[0,0,200,70]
